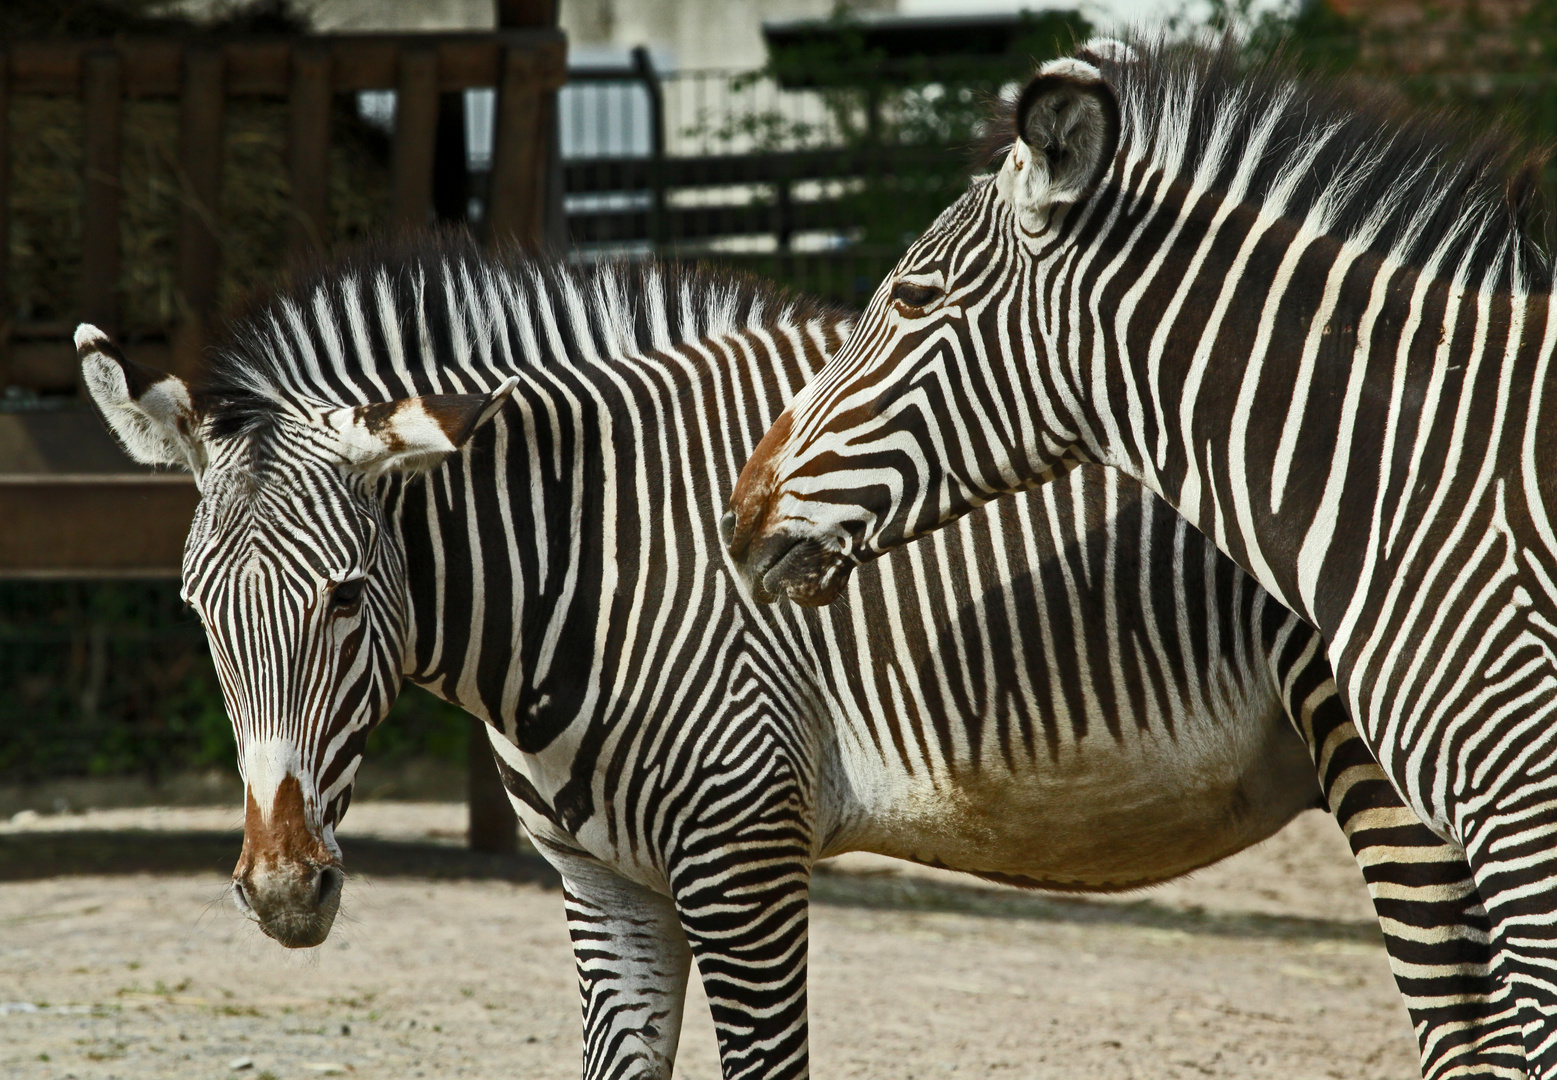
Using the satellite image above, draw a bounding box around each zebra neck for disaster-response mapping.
[1081,210,1556,640]
[394,371,612,756]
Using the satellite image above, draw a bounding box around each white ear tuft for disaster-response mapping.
[997,62,1120,232]
[77,324,205,472]
[327,376,519,479]
[1078,38,1138,65]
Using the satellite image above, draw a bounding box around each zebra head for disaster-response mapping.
[725,45,1124,604]
[78,324,513,948]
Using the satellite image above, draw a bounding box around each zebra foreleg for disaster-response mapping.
[664,752,814,1080]
[557,856,695,1080]
[1279,632,1526,1078]
[672,856,811,1080]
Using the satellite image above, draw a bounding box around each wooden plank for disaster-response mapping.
[10,33,563,96]
[223,40,293,97]
[392,47,439,231]
[81,51,123,335]
[487,47,546,249]
[172,47,226,378]
[0,474,198,579]
[287,45,332,258]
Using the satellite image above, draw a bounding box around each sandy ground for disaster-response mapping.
[0,803,1420,1080]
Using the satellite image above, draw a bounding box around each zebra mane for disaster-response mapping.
[995,35,1552,294]
[197,233,846,441]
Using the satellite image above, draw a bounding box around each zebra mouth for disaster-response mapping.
[745,532,854,607]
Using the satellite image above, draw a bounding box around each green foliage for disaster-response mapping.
[0,581,468,782]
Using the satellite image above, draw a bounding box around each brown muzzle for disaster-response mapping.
[723,410,793,564]
[233,774,343,949]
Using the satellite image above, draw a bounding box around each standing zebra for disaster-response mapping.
[724,34,1557,1078]
[84,242,1492,1079]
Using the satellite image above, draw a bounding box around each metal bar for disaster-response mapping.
[632,46,666,249]
[287,45,332,258]
[561,145,945,193]
[172,47,226,378]
[81,50,123,335]
[568,197,862,245]
[391,46,439,231]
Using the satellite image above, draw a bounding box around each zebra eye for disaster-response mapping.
[331,578,366,611]
[891,281,942,311]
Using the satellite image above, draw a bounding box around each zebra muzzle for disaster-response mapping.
[233,774,345,948]
[747,532,853,607]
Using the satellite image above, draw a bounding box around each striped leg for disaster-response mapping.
[1274,620,1526,1079]
[1460,813,1557,1079]
[668,756,814,1080]
[557,855,695,1080]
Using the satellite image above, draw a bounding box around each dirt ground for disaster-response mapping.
[0,803,1421,1080]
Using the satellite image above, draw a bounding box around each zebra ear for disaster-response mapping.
[77,324,206,472]
[328,376,519,478]
[1000,58,1119,227]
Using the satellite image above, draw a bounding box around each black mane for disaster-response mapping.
[196,232,849,441]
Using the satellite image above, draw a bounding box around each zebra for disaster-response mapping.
[82,240,1491,1079]
[723,32,1557,1079]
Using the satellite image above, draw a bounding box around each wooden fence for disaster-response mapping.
[0,30,566,392]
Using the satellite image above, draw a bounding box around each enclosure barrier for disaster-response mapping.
[0,30,566,391]
[0,29,567,855]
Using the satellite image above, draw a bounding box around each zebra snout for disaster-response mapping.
[234,772,344,948]
[743,529,854,608]
[232,859,344,949]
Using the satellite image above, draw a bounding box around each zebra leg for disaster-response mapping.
[556,854,695,1080]
[1275,622,1526,1078]
[665,752,814,1080]
[673,861,810,1080]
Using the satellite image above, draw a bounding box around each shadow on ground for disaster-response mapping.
[0,830,560,888]
[0,831,1382,947]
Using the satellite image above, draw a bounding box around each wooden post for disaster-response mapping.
[391,47,439,231]
[0,49,11,382]
[81,50,123,334]
[467,715,518,854]
[172,47,225,378]
[287,45,332,258]
[487,47,547,250]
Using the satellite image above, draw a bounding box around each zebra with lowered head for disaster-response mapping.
[725,33,1557,1078]
[84,240,1497,1078]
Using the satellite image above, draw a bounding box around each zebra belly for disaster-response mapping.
[839,703,1318,891]
[810,473,1323,892]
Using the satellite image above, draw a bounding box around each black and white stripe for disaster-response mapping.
[729,35,1557,1079]
[85,236,1501,1078]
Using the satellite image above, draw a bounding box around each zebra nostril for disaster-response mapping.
[316,866,344,910]
[719,510,737,549]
